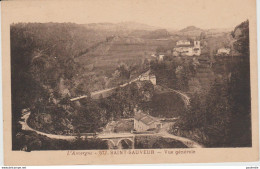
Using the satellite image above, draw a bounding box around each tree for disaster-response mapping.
[227,20,251,147]
[232,20,249,55]
[200,32,206,40]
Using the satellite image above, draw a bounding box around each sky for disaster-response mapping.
[3,0,255,30]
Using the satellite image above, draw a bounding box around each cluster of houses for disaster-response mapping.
[173,40,201,56]
[151,39,231,60]
[151,39,201,59]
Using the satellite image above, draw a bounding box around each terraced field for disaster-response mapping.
[77,37,173,72]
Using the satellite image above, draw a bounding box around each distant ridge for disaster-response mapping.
[83,21,160,31]
[180,26,203,32]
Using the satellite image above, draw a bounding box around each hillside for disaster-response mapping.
[74,34,174,90]
[142,29,171,39]
[180,26,203,32]
[82,21,160,36]
[84,21,159,31]
[10,22,164,102]
[11,23,107,140]
[11,22,177,143]
[176,26,231,38]
[176,26,204,37]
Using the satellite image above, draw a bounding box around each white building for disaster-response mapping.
[158,54,164,61]
[149,75,156,85]
[176,40,191,46]
[138,73,156,85]
[217,48,231,55]
[173,40,201,56]
[134,111,162,132]
[151,53,156,57]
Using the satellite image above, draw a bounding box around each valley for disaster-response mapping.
[11,20,251,150]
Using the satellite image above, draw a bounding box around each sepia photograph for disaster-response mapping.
[2,0,259,165]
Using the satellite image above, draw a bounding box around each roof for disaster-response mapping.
[135,111,147,121]
[176,44,193,47]
[134,111,160,125]
[177,40,190,43]
[218,48,230,51]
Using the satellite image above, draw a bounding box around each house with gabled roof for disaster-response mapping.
[217,48,231,55]
[134,110,162,132]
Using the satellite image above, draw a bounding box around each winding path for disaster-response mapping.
[158,132,203,148]
[20,112,76,140]
[70,87,118,101]
[70,70,150,101]
[70,69,191,105]
[20,111,203,148]
[162,86,190,106]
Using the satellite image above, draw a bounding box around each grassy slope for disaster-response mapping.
[77,37,172,70]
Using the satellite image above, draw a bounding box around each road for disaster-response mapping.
[70,87,117,101]
[20,112,76,141]
[70,70,150,101]
[158,132,203,148]
[163,86,190,106]
[20,111,203,148]
[20,112,149,140]
[70,69,191,104]
[158,121,202,148]
[173,90,190,105]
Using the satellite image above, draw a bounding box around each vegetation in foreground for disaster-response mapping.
[14,130,108,151]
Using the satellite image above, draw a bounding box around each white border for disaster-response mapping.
[0,1,4,166]
[0,0,259,168]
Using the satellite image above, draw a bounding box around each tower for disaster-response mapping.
[194,41,200,48]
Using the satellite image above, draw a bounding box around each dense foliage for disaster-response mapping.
[150,56,196,91]
[11,23,100,147]
[14,131,108,151]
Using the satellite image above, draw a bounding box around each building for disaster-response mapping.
[151,53,164,62]
[152,54,164,62]
[217,48,231,55]
[138,72,156,85]
[173,40,201,56]
[149,75,156,85]
[176,40,191,46]
[158,54,164,62]
[134,111,162,132]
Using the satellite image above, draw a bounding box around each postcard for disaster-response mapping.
[2,0,259,165]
